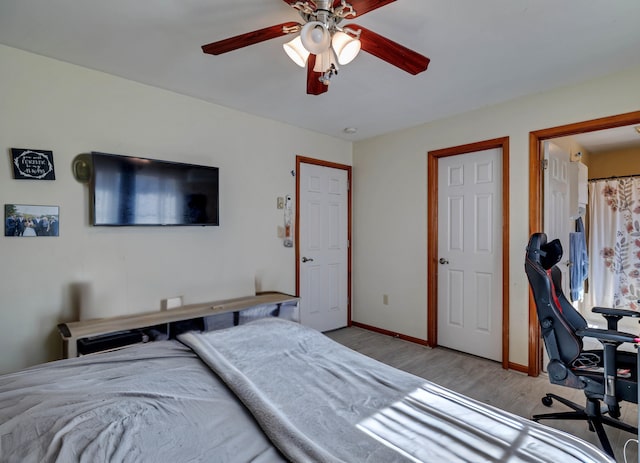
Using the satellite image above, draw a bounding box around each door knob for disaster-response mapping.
[439,258,449,265]
[302,257,314,263]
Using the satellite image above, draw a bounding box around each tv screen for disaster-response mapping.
[90,152,219,226]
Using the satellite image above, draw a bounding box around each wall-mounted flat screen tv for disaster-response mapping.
[90,152,219,226]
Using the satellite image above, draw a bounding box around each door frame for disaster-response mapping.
[427,137,510,370]
[527,110,640,376]
[295,155,353,325]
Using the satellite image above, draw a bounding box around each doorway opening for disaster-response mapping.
[528,110,640,376]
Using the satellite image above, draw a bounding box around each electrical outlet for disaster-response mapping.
[383,294,389,305]
[277,197,285,209]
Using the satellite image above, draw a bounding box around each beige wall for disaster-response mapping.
[0,45,352,374]
[588,146,640,179]
[352,64,640,367]
[3,43,640,375]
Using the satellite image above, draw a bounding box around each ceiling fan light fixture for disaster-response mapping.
[200,1,430,96]
[283,36,310,67]
[300,21,331,54]
[332,31,361,65]
[313,49,338,73]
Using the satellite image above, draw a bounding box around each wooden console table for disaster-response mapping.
[58,292,299,358]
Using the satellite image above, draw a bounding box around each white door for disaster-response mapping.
[543,141,572,296]
[437,148,502,361]
[298,163,349,332]
[541,141,572,370]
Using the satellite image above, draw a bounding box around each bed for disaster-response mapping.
[0,317,613,462]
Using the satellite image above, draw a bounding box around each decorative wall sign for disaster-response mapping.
[4,204,60,237]
[11,148,56,180]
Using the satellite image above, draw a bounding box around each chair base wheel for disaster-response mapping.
[532,393,638,459]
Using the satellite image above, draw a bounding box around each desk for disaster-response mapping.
[58,292,299,358]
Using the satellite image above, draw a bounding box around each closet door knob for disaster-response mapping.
[439,258,449,265]
[302,257,314,263]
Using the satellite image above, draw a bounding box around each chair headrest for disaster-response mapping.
[540,239,563,270]
[526,233,563,270]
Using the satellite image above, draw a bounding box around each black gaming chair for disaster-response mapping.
[525,232,639,457]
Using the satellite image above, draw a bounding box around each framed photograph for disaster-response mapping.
[11,148,56,180]
[4,204,59,237]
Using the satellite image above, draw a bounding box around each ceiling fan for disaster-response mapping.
[201,0,430,95]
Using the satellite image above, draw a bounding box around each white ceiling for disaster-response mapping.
[1,0,640,141]
[572,125,640,154]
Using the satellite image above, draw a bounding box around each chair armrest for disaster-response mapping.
[577,326,638,410]
[591,307,640,330]
[592,307,640,318]
[576,327,638,345]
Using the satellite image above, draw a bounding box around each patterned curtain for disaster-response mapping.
[587,177,640,310]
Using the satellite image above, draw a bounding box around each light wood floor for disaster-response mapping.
[325,326,638,463]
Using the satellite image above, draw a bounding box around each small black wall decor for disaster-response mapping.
[11,148,56,180]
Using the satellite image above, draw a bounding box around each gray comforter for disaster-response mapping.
[0,340,284,462]
[0,318,613,462]
[178,318,612,463]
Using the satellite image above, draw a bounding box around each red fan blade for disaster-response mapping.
[307,55,329,95]
[334,0,396,17]
[351,24,430,75]
[202,21,301,55]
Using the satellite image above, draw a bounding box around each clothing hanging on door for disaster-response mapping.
[569,216,588,302]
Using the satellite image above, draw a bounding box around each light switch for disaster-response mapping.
[277,197,284,209]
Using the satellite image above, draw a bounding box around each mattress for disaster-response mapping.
[0,318,614,463]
